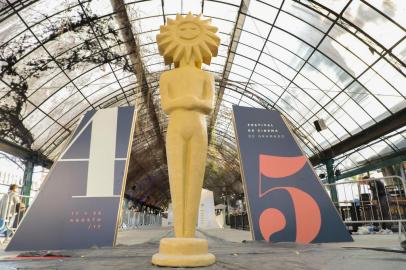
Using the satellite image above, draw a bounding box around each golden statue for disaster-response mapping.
[152,13,220,267]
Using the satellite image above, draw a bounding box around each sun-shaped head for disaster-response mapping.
[156,12,221,68]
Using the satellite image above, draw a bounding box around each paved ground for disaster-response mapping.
[0,227,405,270]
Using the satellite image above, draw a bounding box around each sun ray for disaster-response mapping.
[199,42,212,57]
[206,31,220,45]
[199,42,212,65]
[185,46,192,64]
[206,25,218,33]
[192,45,203,64]
[186,12,194,19]
[164,42,178,57]
[167,18,175,25]
[156,35,172,48]
[159,25,169,32]
[173,46,185,63]
[204,39,218,57]
[201,19,211,24]
[157,29,171,38]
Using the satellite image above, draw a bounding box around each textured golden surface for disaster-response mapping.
[152,13,220,267]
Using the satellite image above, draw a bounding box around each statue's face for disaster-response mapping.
[157,13,220,66]
[177,22,200,40]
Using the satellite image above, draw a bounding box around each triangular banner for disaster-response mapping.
[6,106,136,251]
[232,106,352,243]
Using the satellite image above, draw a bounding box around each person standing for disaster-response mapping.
[0,184,24,236]
[362,176,391,230]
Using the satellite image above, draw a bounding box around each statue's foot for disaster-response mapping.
[152,237,215,267]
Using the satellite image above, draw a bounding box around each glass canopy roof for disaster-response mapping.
[1,0,405,206]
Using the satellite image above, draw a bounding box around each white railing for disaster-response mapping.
[324,176,406,240]
[120,209,162,230]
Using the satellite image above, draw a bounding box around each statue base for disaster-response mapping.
[152,237,215,267]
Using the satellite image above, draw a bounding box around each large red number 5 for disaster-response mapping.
[258,154,321,243]
[259,187,321,243]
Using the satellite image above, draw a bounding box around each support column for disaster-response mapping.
[21,159,34,206]
[325,159,338,206]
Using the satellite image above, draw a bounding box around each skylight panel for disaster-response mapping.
[343,1,404,49]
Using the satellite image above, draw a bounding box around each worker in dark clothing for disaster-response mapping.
[363,176,391,230]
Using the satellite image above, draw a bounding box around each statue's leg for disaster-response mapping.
[184,127,208,237]
[166,125,186,237]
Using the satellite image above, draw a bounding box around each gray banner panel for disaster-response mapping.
[62,123,91,160]
[232,105,352,243]
[6,106,135,251]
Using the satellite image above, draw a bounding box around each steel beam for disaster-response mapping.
[208,0,251,142]
[310,107,406,166]
[0,138,52,167]
[110,0,165,157]
[336,150,406,180]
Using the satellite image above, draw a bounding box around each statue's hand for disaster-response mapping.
[164,96,195,113]
[164,96,212,114]
[195,100,212,114]
[176,96,199,109]
[184,96,199,106]
[184,96,212,114]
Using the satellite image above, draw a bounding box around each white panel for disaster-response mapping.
[87,108,118,196]
[198,189,219,229]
